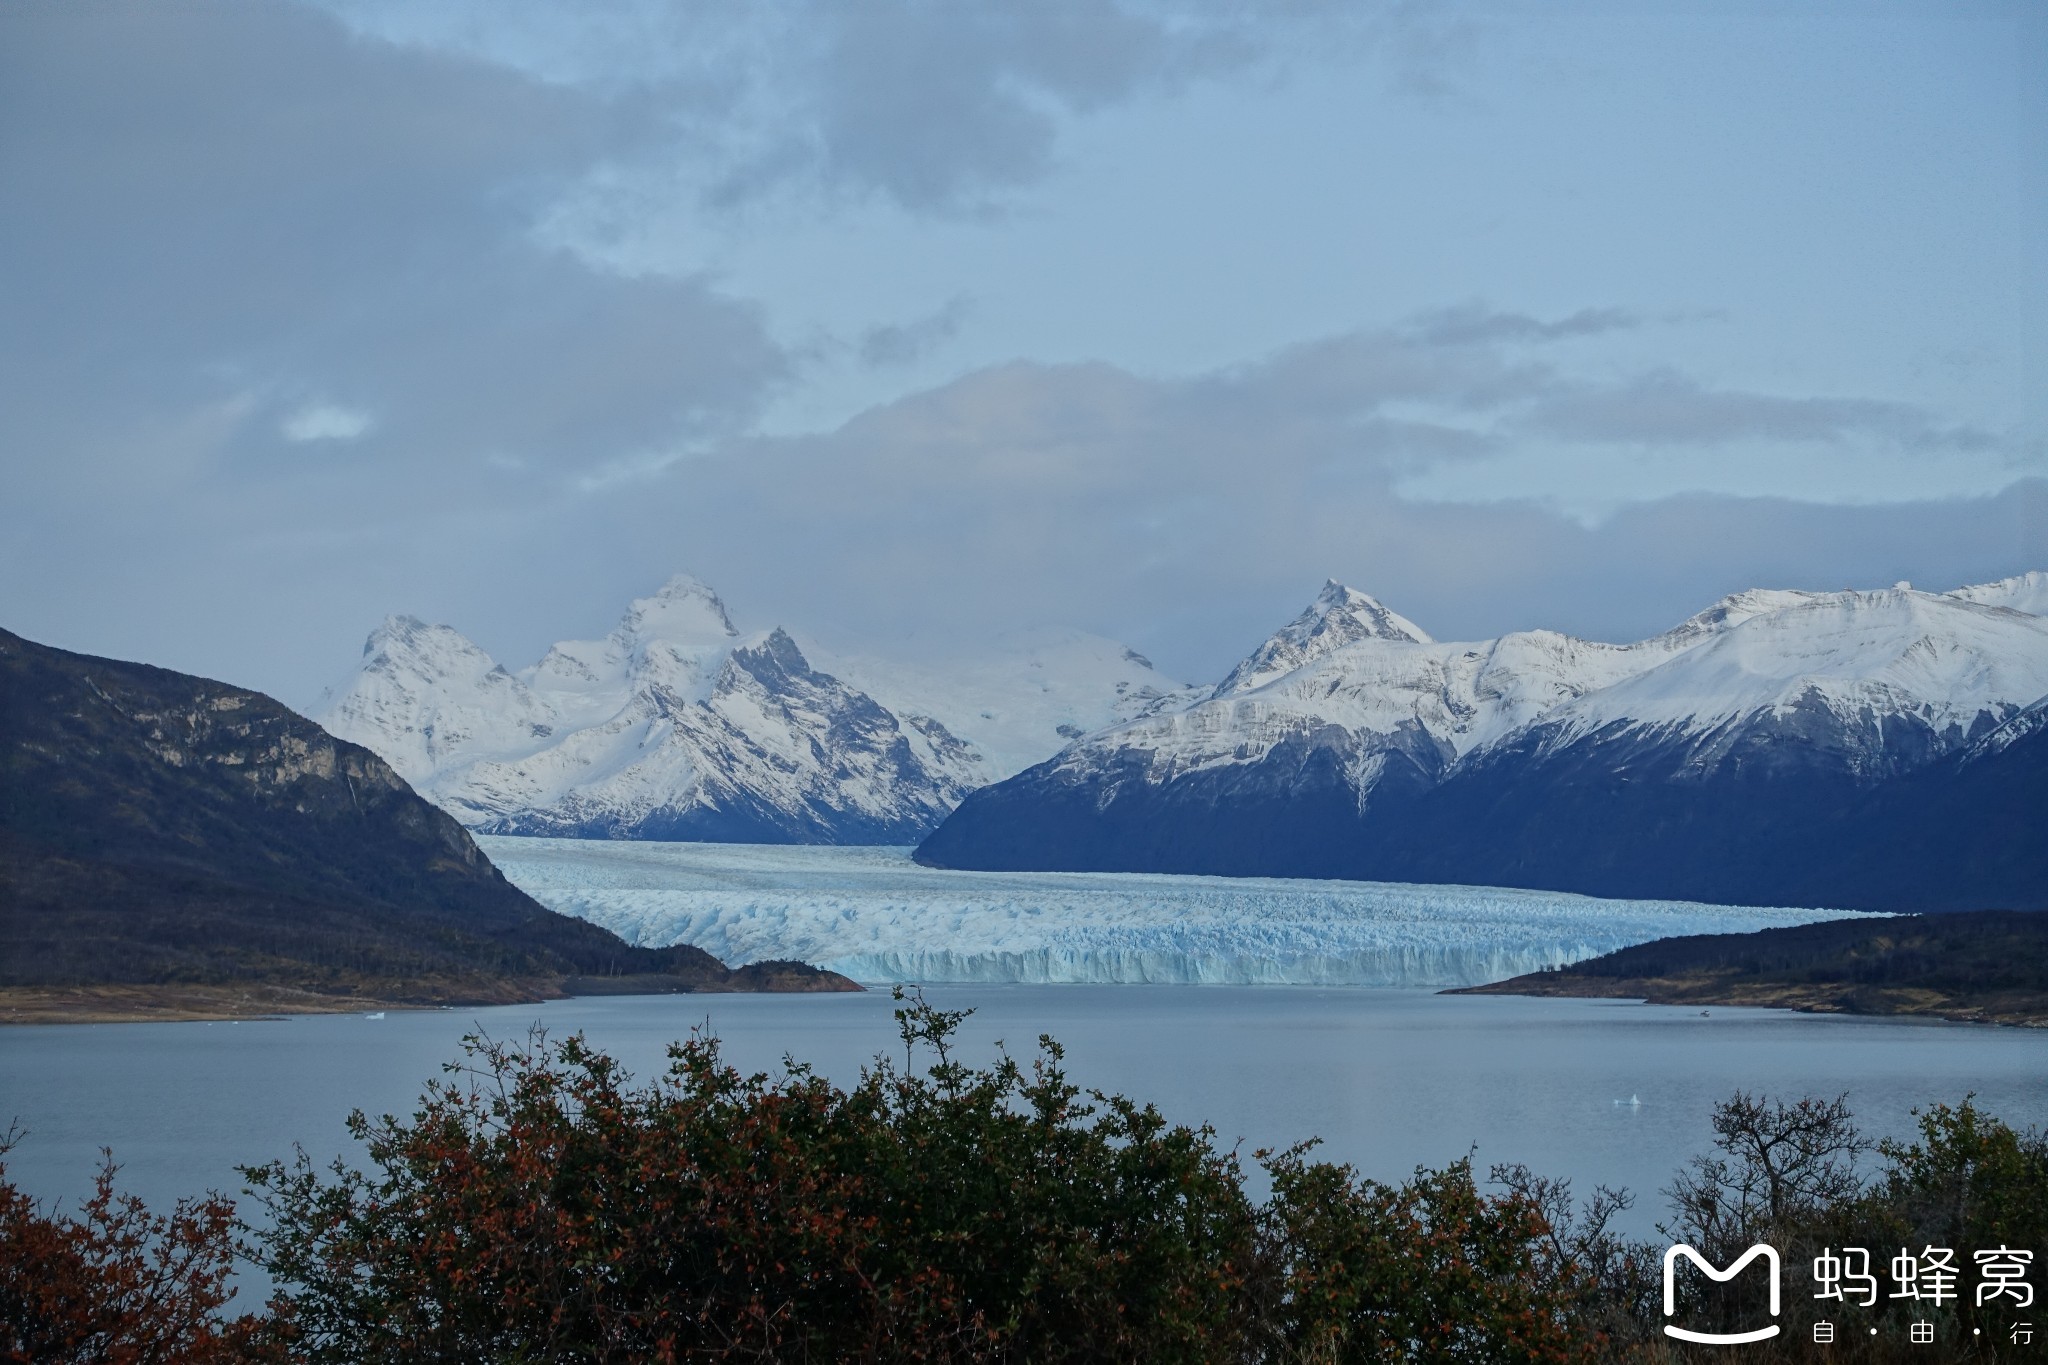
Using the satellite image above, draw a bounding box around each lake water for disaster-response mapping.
[5,985,2044,1247]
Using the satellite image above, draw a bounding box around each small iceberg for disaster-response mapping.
[363,1011,385,1020]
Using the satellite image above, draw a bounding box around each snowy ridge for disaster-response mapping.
[318,615,559,787]
[318,574,1189,841]
[916,570,2048,908]
[1039,576,2048,795]
[1957,694,2048,762]
[1946,571,2048,618]
[481,837,1851,987]
[1542,588,2048,744]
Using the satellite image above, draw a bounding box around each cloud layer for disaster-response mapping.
[317,0,1308,213]
[0,0,2038,706]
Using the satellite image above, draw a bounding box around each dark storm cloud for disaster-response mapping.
[0,0,787,498]
[0,0,790,695]
[325,0,1329,215]
[677,0,1294,212]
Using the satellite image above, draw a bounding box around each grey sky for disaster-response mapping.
[1,0,2042,705]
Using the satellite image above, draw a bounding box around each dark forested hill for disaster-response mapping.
[1457,910,2048,1024]
[917,702,2048,914]
[0,628,852,1018]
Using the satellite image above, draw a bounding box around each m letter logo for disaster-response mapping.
[1663,1244,1783,1345]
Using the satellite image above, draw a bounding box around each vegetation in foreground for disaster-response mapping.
[1459,910,2048,1026]
[2,992,2043,1362]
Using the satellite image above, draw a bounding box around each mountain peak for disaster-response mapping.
[1312,581,1428,631]
[651,571,719,602]
[1213,582,1432,697]
[361,614,495,670]
[364,613,429,651]
[618,573,739,645]
[722,626,813,687]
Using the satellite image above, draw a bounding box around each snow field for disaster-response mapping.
[480,837,1856,988]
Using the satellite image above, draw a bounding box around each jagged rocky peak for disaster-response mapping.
[618,573,739,645]
[317,573,1026,844]
[1214,580,1433,697]
[718,627,815,692]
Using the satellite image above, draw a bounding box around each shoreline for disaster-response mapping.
[0,967,863,1026]
[1447,909,2048,1029]
[0,981,556,1027]
[1452,975,2048,1029]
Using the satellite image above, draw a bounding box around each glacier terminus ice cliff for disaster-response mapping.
[479,837,1850,988]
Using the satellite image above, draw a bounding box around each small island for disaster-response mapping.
[1453,909,2048,1026]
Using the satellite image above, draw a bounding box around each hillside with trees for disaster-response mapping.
[0,628,852,1021]
[1460,911,2048,1026]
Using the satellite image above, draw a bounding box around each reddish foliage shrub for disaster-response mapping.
[13,994,2039,1363]
[0,1130,274,1363]
[239,993,1600,1363]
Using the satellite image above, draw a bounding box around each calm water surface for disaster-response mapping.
[3,986,2044,1242]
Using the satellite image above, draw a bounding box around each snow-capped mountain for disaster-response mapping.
[1212,581,1433,697]
[947,577,1838,809]
[916,575,2048,913]
[317,575,1190,843]
[1946,569,2048,617]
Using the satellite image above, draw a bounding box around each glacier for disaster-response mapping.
[479,836,1856,988]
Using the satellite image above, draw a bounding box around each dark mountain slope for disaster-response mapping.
[1801,700,2048,912]
[0,628,851,1010]
[913,736,1432,878]
[918,707,2048,913]
[1364,703,2048,912]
